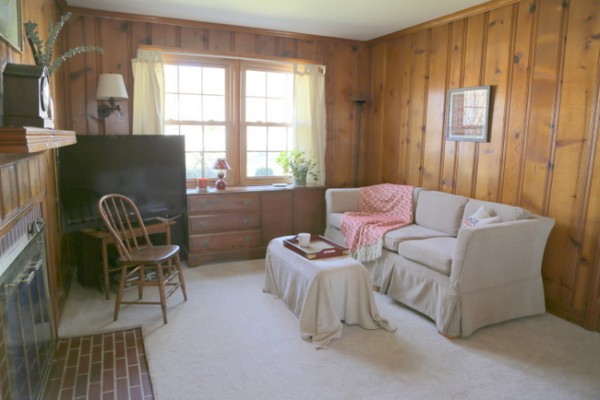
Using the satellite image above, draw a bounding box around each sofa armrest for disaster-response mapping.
[450,216,555,292]
[325,188,360,216]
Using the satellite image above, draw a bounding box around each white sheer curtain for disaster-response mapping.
[294,64,327,185]
[131,49,165,135]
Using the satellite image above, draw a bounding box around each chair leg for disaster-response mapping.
[138,265,144,300]
[156,264,168,324]
[174,254,188,301]
[114,264,127,321]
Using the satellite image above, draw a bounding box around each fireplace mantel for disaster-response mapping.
[0,127,76,153]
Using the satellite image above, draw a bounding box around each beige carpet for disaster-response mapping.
[59,259,600,400]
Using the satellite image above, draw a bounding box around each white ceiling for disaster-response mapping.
[66,0,489,41]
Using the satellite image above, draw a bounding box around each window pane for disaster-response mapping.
[180,125,203,151]
[186,152,203,179]
[267,127,288,151]
[246,98,266,122]
[179,94,202,121]
[247,152,268,177]
[202,95,225,121]
[204,126,226,151]
[165,93,179,120]
[267,72,286,98]
[246,70,266,97]
[266,98,287,123]
[203,67,225,95]
[164,65,179,92]
[164,125,179,135]
[247,126,267,151]
[179,66,202,94]
[268,152,285,176]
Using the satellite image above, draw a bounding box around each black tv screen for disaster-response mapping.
[57,135,187,246]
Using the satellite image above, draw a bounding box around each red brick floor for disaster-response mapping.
[44,328,154,400]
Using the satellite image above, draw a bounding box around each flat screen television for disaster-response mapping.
[57,135,187,250]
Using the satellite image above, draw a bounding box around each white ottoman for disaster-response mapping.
[263,236,395,348]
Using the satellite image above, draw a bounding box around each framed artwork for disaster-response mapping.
[0,0,22,52]
[445,85,491,142]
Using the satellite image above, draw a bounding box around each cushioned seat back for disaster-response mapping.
[415,191,468,236]
[462,199,531,223]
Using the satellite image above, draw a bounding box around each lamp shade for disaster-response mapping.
[96,74,128,100]
[212,158,231,170]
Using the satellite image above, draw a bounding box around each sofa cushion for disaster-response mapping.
[462,205,502,228]
[463,199,531,223]
[415,191,469,236]
[397,237,457,276]
[382,224,451,252]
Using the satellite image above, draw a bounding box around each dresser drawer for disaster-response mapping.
[189,230,262,253]
[189,213,260,234]
[188,193,260,213]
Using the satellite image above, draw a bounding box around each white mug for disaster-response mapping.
[297,233,311,247]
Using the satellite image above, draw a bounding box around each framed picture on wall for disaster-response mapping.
[0,0,22,52]
[445,85,491,142]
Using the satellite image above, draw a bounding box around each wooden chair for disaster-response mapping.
[98,194,187,324]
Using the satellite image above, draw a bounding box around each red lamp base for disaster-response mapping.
[215,173,226,190]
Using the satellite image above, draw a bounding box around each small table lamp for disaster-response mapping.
[212,158,232,190]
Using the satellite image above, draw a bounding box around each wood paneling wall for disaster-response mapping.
[368,0,600,331]
[0,0,68,325]
[61,9,370,188]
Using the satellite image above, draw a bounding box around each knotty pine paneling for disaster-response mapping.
[62,11,369,189]
[368,0,600,331]
[0,0,71,330]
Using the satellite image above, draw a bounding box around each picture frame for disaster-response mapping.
[0,0,22,52]
[445,85,491,142]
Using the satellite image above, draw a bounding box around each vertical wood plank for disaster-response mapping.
[180,27,207,51]
[366,43,387,184]
[455,14,486,198]
[208,30,233,52]
[406,31,429,187]
[520,0,565,215]
[276,37,298,58]
[233,32,257,54]
[441,20,466,194]
[501,0,537,205]
[475,6,513,201]
[381,39,403,184]
[99,19,132,134]
[546,0,600,310]
[423,24,450,190]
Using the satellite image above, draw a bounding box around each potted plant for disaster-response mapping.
[24,12,103,76]
[276,150,319,185]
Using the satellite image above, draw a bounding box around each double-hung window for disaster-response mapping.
[164,56,295,186]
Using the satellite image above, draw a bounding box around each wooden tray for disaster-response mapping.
[283,234,348,260]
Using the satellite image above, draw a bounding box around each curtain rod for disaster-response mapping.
[138,45,325,70]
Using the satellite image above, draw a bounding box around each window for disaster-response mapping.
[164,56,295,186]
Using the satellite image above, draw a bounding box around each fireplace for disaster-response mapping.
[0,205,55,400]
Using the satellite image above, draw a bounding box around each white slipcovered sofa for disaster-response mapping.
[324,187,555,338]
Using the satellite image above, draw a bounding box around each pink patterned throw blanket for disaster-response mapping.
[341,184,414,262]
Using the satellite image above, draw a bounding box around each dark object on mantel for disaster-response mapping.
[2,63,54,129]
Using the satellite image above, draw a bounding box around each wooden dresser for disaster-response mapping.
[187,186,326,266]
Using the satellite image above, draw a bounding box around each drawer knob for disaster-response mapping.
[199,221,208,229]
[242,199,253,206]
[243,217,253,224]
[201,240,210,248]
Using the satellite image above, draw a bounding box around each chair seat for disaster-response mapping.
[120,245,180,264]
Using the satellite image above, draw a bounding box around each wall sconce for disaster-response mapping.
[96,73,128,118]
[212,158,232,190]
